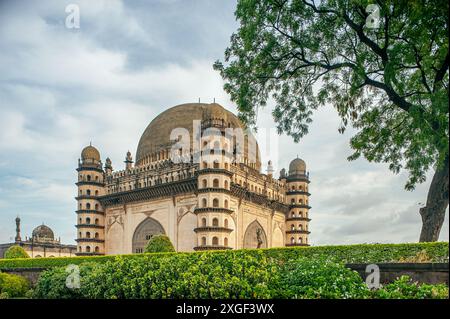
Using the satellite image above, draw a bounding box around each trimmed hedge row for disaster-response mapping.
[0,242,448,270]
[33,251,448,299]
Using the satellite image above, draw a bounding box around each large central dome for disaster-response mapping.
[135,103,261,169]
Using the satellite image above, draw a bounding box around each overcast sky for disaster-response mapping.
[0,0,448,246]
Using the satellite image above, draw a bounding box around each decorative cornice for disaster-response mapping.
[194,227,233,233]
[75,210,105,215]
[75,238,105,243]
[197,188,231,194]
[75,224,104,229]
[289,204,312,209]
[197,168,233,177]
[286,217,311,222]
[99,178,197,206]
[194,207,234,214]
[286,190,311,196]
[76,181,105,187]
[285,230,311,234]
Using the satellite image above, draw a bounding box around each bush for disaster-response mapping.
[1,242,448,270]
[0,272,30,298]
[145,235,175,253]
[4,245,29,259]
[373,276,449,299]
[273,257,370,299]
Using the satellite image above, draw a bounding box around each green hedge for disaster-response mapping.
[0,242,448,270]
[32,251,448,299]
[0,272,30,298]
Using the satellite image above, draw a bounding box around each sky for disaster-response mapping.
[0,0,448,246]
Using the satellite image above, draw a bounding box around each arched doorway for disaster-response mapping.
[132,217,165,253]
[243,220,268,249]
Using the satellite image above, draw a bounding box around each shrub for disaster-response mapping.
[4,245,29,259]
[144,235,175,253]
[273,257,370,299]
[374,276,449,299]
[1,242,448,270]
[0,272,30,298]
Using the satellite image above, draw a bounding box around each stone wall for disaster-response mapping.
[347,262,449,285]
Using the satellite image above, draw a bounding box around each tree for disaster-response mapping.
[214,0,449,241]
[144,235,175,253]
[4,245,29,259]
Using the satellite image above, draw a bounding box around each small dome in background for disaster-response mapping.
[81,144,101,161]
[32,224,54,241]
[289,157,306,176]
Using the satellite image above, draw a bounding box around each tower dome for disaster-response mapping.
[288,157,306,176]
[81,144,100,161]
[32,224,55,241]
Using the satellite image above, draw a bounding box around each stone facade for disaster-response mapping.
[75,103,312,255]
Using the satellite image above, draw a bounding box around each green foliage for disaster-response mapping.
[32,251,448,299]
[273,257,370,299]
[373,275,449,299]
[4,245,30,259]
[0,242,448,270]
[144,234,175,253]
[0,272,30,298]
[214,0,449,190]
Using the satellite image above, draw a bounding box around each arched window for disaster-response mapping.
[212,237,219,245]
[299,199,304,205]
[212,218,219,227]
[95,204,99,210]
[291,198,295,204]
[299,211,303,217]
[224,219,229,228]
[213,161,220,169]
[224,237,228,247]
[224,199,229,209]
[291,211,295,218]
[291,237,295,244]
[79,218,82,223]
[202,161,208,169]
[224,180,228,189]
[292,185,296,190]
[87,175,91,181]
[291,224,295,231]
[95,232,99,239]
[95,190,99,196]
[201,237,207,246]
[86,189,91,196]
[95,246,99,253]
[213,179,219,188]
[95,176,99,182]
[298,237,303,244]
[95,218,99,225]
[86,232,91,238]
[213,198,219,207]
[299,224,303,231]
[202,218,207,227]
[86,203,91,210]
[202,198,207,208]
[86,217,91,224]
[202,179,207,188]
[79,232,82,238]
[86,246,91,252]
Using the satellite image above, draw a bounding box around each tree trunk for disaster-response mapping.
[419,154,449,242]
